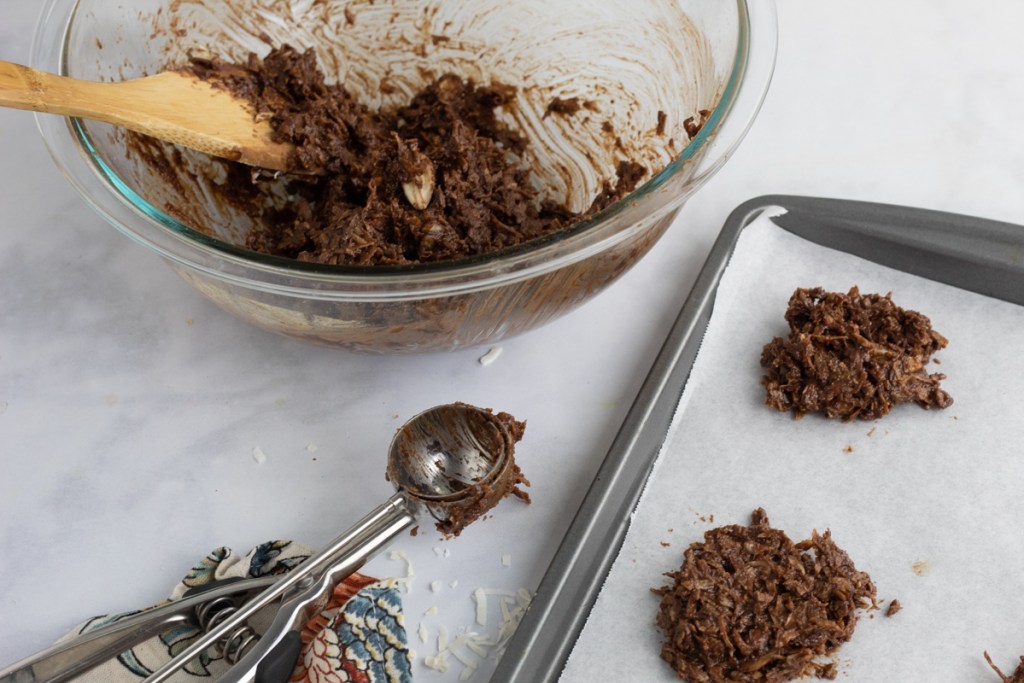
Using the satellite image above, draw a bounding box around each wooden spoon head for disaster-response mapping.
[0,61,309,173]
[124,71,303,173]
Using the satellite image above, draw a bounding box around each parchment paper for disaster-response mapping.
[561,211,1024,682]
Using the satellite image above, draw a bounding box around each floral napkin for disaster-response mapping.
[64,540,412,682]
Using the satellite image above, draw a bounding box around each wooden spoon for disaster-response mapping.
[0,60,298,172]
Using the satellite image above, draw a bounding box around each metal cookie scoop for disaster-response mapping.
[0,404,516,683]
[388,402,516,534]
[151,403,516,683]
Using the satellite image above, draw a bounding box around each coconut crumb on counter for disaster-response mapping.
[251,446,267,464]
[473,588,488,626]
[420,587,533,680]
[478,346,503,366]
[388,549,416,593]
[424,625,451,672]
[424,655,448,673]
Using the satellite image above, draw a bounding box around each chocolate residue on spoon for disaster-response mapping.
[387,404,530,539]
[431,410,531,539]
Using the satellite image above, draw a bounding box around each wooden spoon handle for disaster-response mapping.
[0,60,298,172]
[0,60,120,120]
[0,61,197,133]
[0,61,188,150]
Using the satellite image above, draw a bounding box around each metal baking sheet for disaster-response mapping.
[492,194,1024,682]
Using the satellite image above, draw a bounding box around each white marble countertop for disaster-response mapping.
[2,1,1023,681]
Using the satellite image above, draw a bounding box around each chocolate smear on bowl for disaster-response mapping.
[184,44,646,266]
[545,96,583,118]
[653,508,877,683]
[760,287,953,421]
[683,109,711,138]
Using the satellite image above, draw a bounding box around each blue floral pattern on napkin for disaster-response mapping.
[64,541,411,682]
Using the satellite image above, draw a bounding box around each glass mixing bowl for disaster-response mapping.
[32,0,776,353]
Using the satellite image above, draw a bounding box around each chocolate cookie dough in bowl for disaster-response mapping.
[33,0,776,352]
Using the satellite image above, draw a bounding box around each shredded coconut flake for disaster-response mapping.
[306,443,318,452]
[500,597,512,623]
[424,655,449,673]
[451,645,477,667]
[478,346,503,366]
[420,586,534,680]
[388,550,415,594]
[473,588,488,626]
[418,622,428,644]
[501,554,511,567]
[430,580,442,593]
[252,446,267,464]
[465,639,489,658]
[424,606,438,616]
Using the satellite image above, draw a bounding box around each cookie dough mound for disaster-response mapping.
[760,286,953,421]
[654,508,876,683]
